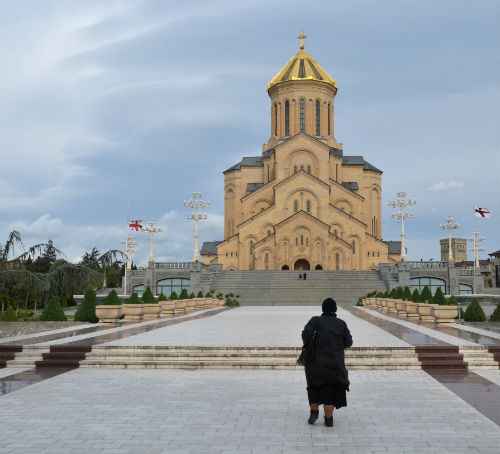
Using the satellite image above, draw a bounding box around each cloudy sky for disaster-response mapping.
[0,0,498,265]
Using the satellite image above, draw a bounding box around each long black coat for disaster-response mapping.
[302,314,353,390]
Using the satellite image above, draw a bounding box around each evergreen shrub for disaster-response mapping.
[188,292,195,299]
[102,289,121,305]
[197,291,204,297]
[1,306,17,322]
[74,288,98,323]
[410,288,421,302]
[447,295,458,306]
[126,293,141,304]
[179,289,189,299]
[420,286,433,303]
[40,297,67,321]
[169,291,179,301]
[433,287,446,306]
[16,310,34,319]
[402,286,412,300]
[463,299,486,322]
[489,302,500,322]
[205,292,212,298]
[142,287,156,304]
[157,292,168,302]
[394,287,404,299]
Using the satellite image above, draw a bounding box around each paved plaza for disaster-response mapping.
[0,306,499,454]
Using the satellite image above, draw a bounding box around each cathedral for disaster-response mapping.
[201,34,401,271]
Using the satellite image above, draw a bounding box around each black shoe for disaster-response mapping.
[308,410,319,424]
[324,416,334,427]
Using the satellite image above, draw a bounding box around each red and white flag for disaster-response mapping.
[474,207,490,218]
[129,220,143,231]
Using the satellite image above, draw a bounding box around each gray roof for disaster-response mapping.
[330,148,343,158]
[342,155,382,173]
[341,182,359,191]
[262,149,274,158]
[224,156,263,174]
[200,241,222,255]
[384,240,402,254]
[247,182,264,192]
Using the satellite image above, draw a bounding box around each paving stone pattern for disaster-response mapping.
[102,307,410,347]
[0,368,498,454]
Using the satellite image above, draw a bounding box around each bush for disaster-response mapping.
[489,302,500,322]
[102,289,121,306]
[126,292,141,304]
[40,297,67,321]
[433,287,446,306]
[179,289,189,299]
[66,296,77,307]
[410,288,421,302]
[74,288,98,323]
[389,288,396,298]
[197,291,204,298]
[216,292,224,300]
[16,310,34,319]
[169,291,179,301]
[225,293,240,307]
[402,286,412,301]
[205,292,212,298]
[463,299,486,322]
[420,286,433,303]
[0,306,17,322]
[394,287,404,299]
[157,292,168,302]
[142,287,156,304]
[447,295,458,306]
[188,292,195,299]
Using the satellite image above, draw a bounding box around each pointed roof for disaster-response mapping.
[268,47,337,90]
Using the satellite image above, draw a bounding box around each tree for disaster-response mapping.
[402,286,412,300]
[410,288,421,302]
[74,288,98,323]
[420,286,433,303]
[157,292,168,302]
[394,287,404,299]
[80,247,101,270]
[102,289,121,305]
[447,295,458,306]
[463,299,486,322]
[142,287,156,304]
[169,291,179,301]
[189,292,195,299]
[39,296,67,321]
[126,292,141,304]
[179,289,189,299]
[433,287,446,305]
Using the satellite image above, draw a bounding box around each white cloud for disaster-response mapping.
[427,180,465,194]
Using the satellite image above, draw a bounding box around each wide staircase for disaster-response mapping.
[211,270,387,306]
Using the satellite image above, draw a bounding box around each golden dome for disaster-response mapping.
[267,47,337,90]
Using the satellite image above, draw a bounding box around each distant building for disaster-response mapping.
[488,250,500,287]
[440,238,467,262]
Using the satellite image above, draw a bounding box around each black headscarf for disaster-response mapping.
[322,298,337,314]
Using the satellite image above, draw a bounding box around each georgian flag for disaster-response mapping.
[474,207,490,218]
[129,220,143,231]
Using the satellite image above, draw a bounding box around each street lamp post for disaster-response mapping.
[440,215,460,261]
[141,220,163,268]
[387,192,416,262]
[184,192,210,262]
[468,228,485,295]
[120,234,137,295]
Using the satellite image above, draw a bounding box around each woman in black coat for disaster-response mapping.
[301,298,353,427]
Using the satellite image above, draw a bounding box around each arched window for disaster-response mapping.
[133,284,144,297]
[294,200,298,212]
[306,200,311,213]
[315,100,320,135]
[267,230,271,236]
[285,101,290,136]
[300,98,305,132]
[274,103,277,136]
[157,278,190,297]
[265,253,269,270]
[300,165,304,171]
[295,237,298,245]
[335,253,340,270]
[300,235,304,245]
[328,103,331,136]
[307,165,311,174]
[249,241,253,254]
[306,237,309,246]
[293,165,297,173]
[459,283,473,295]
[352,240,356,254]
[410,277,446,295]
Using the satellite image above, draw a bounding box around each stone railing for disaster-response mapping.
[129,269,145,276]
[406,261,448,269]
[155,262,191,269]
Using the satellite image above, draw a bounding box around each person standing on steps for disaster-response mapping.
[298,273,302,280]
[301,298,352,427]
[303,272,307,280]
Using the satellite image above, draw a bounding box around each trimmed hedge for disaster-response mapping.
[402,286,412,301]
[40,296,67,321]
[433,287,446,306]
[179,289,189,299]
[157,292,168,302]
[447,295,458,306]
[489,302,500,322]
[74,288,98,323]
[410,288,421,302]
[102,289,121,305]
[126,293,141,304]
[142,287,156,304]
[463,299,486,322]
[420,286,433,304]
[169,291,179,301]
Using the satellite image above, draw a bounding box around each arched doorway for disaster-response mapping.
[281,265,289,270]
[294,259,310,270]
[314,264,323,270]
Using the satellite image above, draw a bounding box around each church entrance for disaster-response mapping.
[281,265,289,270]
[294,259,310,270]
[314,265,323,270]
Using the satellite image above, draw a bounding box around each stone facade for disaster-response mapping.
[440,238,467,262]
[202,43,400,271]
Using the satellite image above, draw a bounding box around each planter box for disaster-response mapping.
[376,298,384,309]
[144,303,161,319]
[381,299,388,313]
[404,302,419,318]
[185,300,196,312]
[160,301,176,316]
[417,303,436,321]
[386,299,397,313]
[194,298,204,310]
[122,304,144,320]
[96,305,122,323]
[175,300,187,313]
[395,300,407,316]
[432,306,458,323]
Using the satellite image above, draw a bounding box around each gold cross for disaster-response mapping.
[297,30,308,49]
